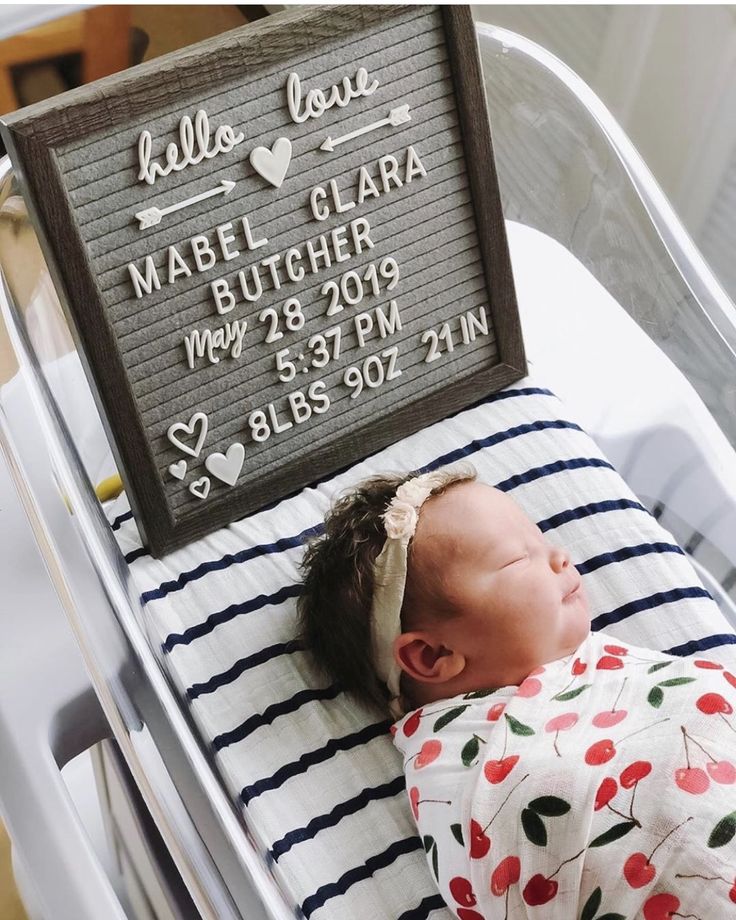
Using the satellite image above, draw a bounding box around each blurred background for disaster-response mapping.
[0,4,734,919]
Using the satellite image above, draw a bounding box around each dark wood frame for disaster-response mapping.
[0,4,526,557]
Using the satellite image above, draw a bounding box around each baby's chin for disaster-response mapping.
[563,586,592,647]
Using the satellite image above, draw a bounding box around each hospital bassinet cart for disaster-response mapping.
[1,21,736,920]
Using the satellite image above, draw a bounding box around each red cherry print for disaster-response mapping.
[592,709,628,728]
[545,712,579,733]
[624,852,656,888]
[415,739,442,769]
[694,659,723,670]
[706,760,736,784]
[487,702,506,722]
[484,755,519,784]
[491,855,521,896]
[597,655,625,670]
[522,874,558,906]
[457,910,484,920]
[403,709,422,737]
[516,677,542,698]
[585,739,616,765]
[724,671,736,689]
[449,876,476,907]
[572,657,587,676]
[620,760,652,788]
[594,776,618,810]
[696,692,733,715]
[643,892,680,920]
[730,879,736,904]
[604,644,628,656]
[675,766,709,794]
[409,787,420,819]
[469,818,491,859]
[528,665,546,677]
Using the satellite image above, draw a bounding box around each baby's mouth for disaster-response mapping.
[563,577,582,601]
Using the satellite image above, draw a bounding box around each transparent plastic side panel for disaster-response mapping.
[477,24,736,447]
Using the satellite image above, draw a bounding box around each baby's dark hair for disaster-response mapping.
[296,464,476,717]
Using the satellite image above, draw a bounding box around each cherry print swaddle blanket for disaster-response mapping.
[392,628,736,920]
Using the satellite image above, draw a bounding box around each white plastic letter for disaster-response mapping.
[310,186,329,221]
[211,278,235,315]
[190,235,216,272]
[128,256,161,299]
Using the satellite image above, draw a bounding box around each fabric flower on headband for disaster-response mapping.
[382,501,418,540]
[369,461,477,720]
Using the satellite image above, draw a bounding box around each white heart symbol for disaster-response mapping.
[204,442,245,487]
[169,459,187,480]
[167,411,208,458]
[250,137,292,188]
[189,476,211,500]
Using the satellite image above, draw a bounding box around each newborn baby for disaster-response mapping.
[298,462,736,919]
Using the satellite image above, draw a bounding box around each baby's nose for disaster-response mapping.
[550,546,569,572]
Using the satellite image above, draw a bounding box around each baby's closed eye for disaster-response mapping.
[504,553,528,567]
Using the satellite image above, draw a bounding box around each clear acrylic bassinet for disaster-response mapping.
[1,22,736,920]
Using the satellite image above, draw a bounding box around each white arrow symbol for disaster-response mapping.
[134,179,236,230]
[320,104,411,152]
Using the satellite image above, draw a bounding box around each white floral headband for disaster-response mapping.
[370,461,477,720]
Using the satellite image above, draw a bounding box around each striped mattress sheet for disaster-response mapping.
[106,377,736,919]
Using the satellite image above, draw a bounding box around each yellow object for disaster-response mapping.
[95,473,123,502]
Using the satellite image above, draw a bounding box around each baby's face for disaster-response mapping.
[404,481,591,689]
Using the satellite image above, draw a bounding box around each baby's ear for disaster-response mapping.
[393,632,465,684]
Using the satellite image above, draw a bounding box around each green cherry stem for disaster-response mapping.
[612,677,627,711]
[681,725,691,769]
[628,783,641,826]
[683,731,717,764]
[548,846,587,880]
[675,872,729,883]
[618,717,671,746]
[606,801,641,828]
[482,773,530,834]
[650,817,693,862]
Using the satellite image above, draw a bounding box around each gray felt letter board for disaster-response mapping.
[1,4,526,557]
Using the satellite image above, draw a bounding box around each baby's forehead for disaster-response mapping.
[417,481,530,551]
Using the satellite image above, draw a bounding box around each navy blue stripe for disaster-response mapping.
[300,836,423,919]
[664,633,736,656]
[214,685,341,750]
[397,895,449,920]
[578,542,684,575]
[496,456,614,492]
[592,586,713,630]
[142,525,322,604]
[187,640,304,699]
[539,498,649,532]
[240,720,390,805]
[162,583,302,652]
[418,418,584,471]
[124,547,148,564]
[269,775,406,862]
[110,510,132,531]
